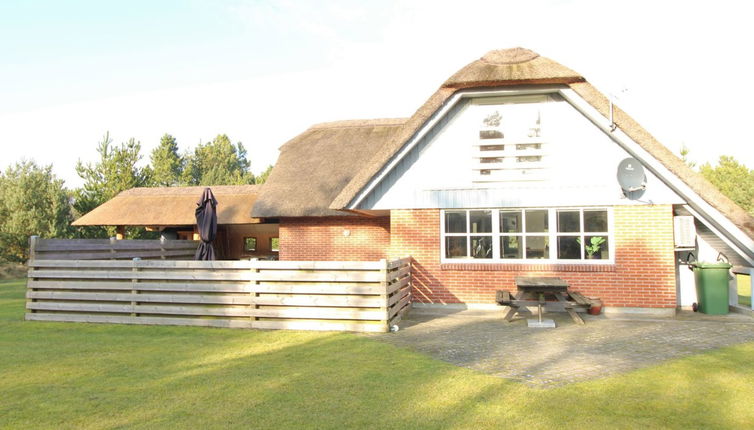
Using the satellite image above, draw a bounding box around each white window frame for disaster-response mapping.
[440,207,614,264]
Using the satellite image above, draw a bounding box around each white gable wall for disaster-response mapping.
[360,94,683,210]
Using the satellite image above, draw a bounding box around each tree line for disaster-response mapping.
[0,133,272,262]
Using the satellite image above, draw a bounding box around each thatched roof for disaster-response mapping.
[253,47,754,242]
[251,119,406,217]
[73,185,261,226]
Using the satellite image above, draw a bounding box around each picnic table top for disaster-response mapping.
[514,276,570,289]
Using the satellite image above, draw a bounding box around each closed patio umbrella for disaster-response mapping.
[194,187,218,260]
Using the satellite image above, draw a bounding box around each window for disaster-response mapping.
[270,237,280,252]
[444,210,493,259]
[498,209,549,259]
[556,209,609,260]
[441,208,611,262]
[243,237,257,252]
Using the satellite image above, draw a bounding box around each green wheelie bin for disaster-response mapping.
[688,255,732,315]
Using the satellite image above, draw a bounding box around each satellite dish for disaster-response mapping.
[617,157,646,199]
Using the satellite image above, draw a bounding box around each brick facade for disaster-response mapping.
[280,206,677,308]
[389,206,677,308]
[279,216,390,261]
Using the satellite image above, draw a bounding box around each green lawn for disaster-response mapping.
[2,278,754,429]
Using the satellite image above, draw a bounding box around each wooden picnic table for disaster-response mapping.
[496,276,590,325]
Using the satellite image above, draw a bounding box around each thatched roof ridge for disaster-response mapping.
[443,47,585,89]
[73,185,261,226]
[251,119,407,217]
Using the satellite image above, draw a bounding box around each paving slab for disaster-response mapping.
[368,307,754,388]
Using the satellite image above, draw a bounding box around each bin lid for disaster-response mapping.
[691,262,733,269]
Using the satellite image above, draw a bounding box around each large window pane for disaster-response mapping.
[500,211,522,233]
[557,236,580,259]
[557,210,580,233]
[525,210,548,233]
[445,237,467,258]
[584,236,609,260]
[445,211,467,233]
[584,210,608,232]
[471,236,493,259]
[525,236,549,259]
[500,236,523,259]
[470,210,492,233]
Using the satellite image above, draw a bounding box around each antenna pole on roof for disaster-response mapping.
[607,88,629,133]
[608,99,617,132]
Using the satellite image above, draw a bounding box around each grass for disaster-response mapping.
[2,278,754,429]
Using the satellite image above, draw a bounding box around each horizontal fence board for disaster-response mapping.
[36,250,196,261]
[27,302,253,317]
[26,313,254,329]
[26,303,386,320]
[387,276,410,295]
[28,291,253,305]
[28,280,253,293]
[388,286,411,306]
[250,270,383,283]
[387,258,411,270]
[248,260,384,270]
[29,259,254,269]
[28,269,252,281]
[250,307,386,321]
[389,295,411,319]
[251,320,388,333]
[249,295,384,308]
[252,282,384,295]
[387,266,411,282]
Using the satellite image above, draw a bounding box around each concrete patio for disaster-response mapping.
[369,307,754,388]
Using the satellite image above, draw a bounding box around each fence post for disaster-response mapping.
[27,236,39,316]
[160,236,166,260]
[28,235,39,263]
[249,259,260,326]
[131,257,140,318]
[380,259,389,331]
[405,257,413,307]
[109,237,117,260]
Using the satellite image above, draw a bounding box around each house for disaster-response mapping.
[252,47,754,315]
[73,185,280,260]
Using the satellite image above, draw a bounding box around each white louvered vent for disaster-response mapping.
[673,216,696,248]
[472,106,547,183]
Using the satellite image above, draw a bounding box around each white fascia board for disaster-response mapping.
[347,86,566,210]
[559,88,754,262]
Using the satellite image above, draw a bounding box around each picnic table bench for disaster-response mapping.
[496,277,592,325]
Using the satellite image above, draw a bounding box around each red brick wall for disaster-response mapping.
[389,206,677,308]
[279,216,390,261]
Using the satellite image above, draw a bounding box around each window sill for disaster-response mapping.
[440,262,616,272]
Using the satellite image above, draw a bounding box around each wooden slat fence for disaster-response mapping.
[25,256,412,333]
[30,236,199,261]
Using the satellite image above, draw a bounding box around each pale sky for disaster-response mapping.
[1,0,752,188]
